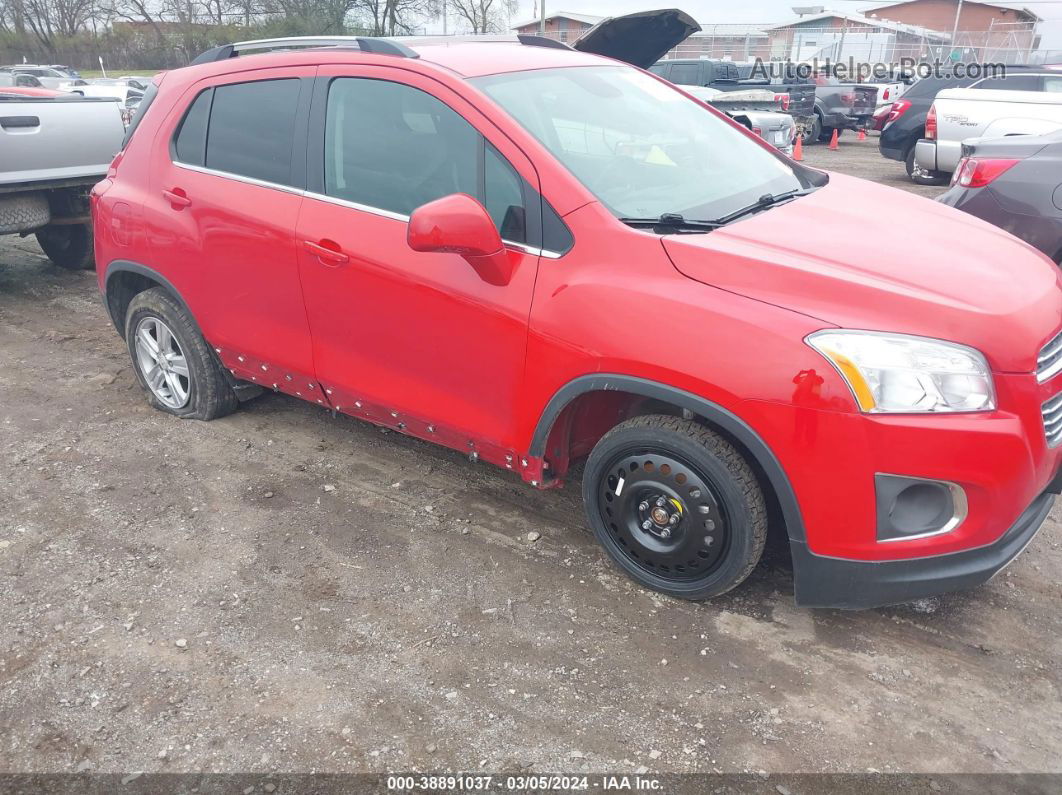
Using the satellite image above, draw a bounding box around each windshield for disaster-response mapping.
[474,65,804,221]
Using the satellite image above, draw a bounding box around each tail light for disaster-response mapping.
[871,104,891,131]
[952,157,1020,188]
[752,126,764,139]
[882,88,891,101]
[774,93,791,111]
[926,103,937,139]
[840,92,856,105]
[886,98,911,124]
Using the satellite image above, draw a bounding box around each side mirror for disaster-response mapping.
[407,193,515,286]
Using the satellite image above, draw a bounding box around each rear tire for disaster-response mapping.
[36,222,95,270]
[582,415,768,601]
[124,287,238,421]
[905,145,949,186]
[803,113,822,145]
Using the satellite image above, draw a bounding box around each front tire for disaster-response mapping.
[124,287,238,420]
[36,222,95,270]
[583,415,767,601]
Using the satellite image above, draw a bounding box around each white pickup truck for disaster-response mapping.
[0,89,125,269]
[915,71,1062,178]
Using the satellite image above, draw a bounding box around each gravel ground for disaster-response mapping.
[1,136,1060,778]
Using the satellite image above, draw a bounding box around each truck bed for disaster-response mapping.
[0,95,124,185]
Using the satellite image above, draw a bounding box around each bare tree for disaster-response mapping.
[445,0,512,34]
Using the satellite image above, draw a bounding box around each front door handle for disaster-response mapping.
[162,188,191,208]
[302,239,349,266]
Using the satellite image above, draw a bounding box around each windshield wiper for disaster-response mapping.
[620,188,818,234]
[618,213,723,233]
[710,188,816,226]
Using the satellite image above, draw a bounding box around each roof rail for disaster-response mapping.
[516,34,573,51]
[188,35,419,66]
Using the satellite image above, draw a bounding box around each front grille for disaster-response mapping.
[1037,328,1062,383]
[1042,392,1062,447]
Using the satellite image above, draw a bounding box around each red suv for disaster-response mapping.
[92,33,1062,609]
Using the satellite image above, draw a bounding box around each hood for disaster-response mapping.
[573,9,700,69]
[662,173,1062,372]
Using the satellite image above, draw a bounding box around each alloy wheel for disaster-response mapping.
[134,316,191,409]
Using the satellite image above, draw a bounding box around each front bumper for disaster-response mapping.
[791,487,1055,609]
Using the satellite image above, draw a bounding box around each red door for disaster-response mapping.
[296,67,541,466]
[143,67,319,391]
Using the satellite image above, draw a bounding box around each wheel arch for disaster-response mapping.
[529,374,806,542]
[103,260,194,334]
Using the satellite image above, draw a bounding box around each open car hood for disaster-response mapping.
[572,9,700,69]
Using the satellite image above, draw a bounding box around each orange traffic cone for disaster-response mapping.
[828,128,840,150]
[857,128,867,141]
[793,133,804,161]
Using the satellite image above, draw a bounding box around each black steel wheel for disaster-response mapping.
[583,415,767,601]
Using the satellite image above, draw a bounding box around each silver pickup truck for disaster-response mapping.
[0,90,125,269]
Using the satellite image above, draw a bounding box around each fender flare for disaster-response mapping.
[529,374,806,542]
[102,260,194,332]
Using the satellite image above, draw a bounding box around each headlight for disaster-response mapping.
[806,330,995,413]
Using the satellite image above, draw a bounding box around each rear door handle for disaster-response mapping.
[162,188,191,208]
[302,239,349,266]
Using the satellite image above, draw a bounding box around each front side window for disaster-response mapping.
[323,77,529,244]
[475,65,803,222]
[204,78,301,185]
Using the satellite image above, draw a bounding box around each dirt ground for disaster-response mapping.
[1,136,1060,778]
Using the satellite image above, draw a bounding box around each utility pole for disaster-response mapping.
[539,0,545,35]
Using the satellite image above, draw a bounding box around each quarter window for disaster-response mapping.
[172,88,211,165]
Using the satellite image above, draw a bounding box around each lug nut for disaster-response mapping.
[638,500,650,512]
[669,513,680,525]
[656,497,666,507]
[660,528,671,538]
[641,520,653,530]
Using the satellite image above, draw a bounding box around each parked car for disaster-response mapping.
[878,71,985,184]
[0,64,85,90]
[684,85,795,155]
[810,74,877,142]
[916,69,1062,181]
[0,71,45,89]
[937,129,1062,263]
[1,91,125,268]
[94,32,1062,610]
[72,81,145,124]
[116,75,154,91]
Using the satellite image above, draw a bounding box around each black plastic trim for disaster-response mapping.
[517,34,573,51]
[530,374,806,542]
[791,491,1054,609]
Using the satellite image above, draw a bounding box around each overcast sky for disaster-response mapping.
[506,1,1062,52]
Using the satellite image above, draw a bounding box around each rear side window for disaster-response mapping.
[123,80,160,149]
[205,79,301,184]
[669,63,701,85]
[972,74,1041,91]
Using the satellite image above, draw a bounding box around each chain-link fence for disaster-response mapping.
[525,21,1059,67]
